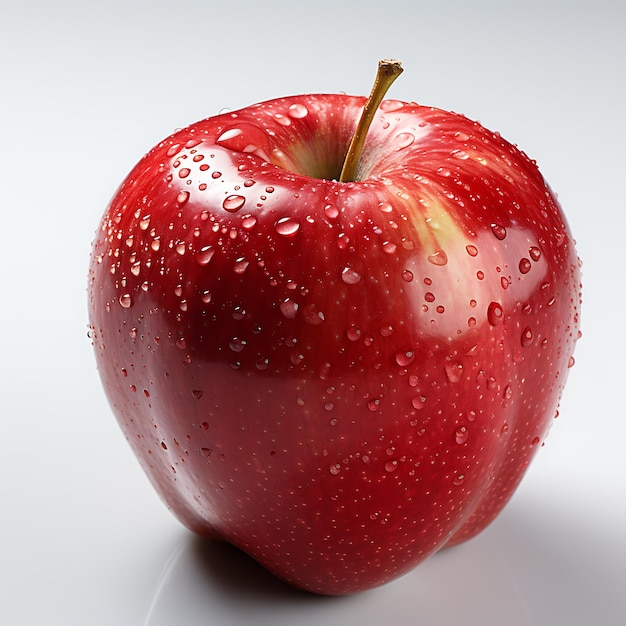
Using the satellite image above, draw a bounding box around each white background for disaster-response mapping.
[1,1,624,624]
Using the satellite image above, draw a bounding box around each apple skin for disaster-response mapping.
[88,93,581,595]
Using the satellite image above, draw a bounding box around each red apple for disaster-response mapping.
[88,61,581,595]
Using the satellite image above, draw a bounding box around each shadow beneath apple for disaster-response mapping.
[142,500,625,626]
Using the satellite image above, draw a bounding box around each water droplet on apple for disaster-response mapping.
[411,395,426,409]
[521,326,534,347]
[241,214,257,230]
[401,269,414,282]
[384,460,398,472]
[453,474,465,486]
[380,323,394,337]
[487,302,503,325]
[395,132,415,149]
[201,290,212,304]
[519,258,532,274]
[451,149,469,160]
[288,103,308,118]
[302,304,325,326]
[192,389,203,399]
[341,267,361,284]
[167,144,182,157]
[329,463,341,475]
[119,293,132,308]
[380,99,404,112]
[455,426,469,444]
[395,350,415,367]
[176,190,190,205]
[201,447,212,458]
[529,246,542,261]
[428,249,448,266]
[275,216,301,236]
[223,195,246,212]
[367,398,381,412]
[280,298,299,319]
[232,306,246,320]
[324,204,339,220]
[178,167,191,178]
[233,257,249,274]
[444,361,464,383]
[465,244,478,257]
[568,356,576,368]
[229,337,247,352]
[490,223,507,240]
[382,241,397,254]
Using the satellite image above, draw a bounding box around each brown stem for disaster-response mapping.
[339,59,403,183]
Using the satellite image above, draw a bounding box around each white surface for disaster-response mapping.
[1,1,624,624]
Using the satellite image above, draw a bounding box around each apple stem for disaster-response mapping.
[339,59,403,183]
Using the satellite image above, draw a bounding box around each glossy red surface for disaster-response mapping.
[88,94,581,594]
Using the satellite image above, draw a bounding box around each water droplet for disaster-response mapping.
[201,447,212,458]
[229,337,247,352]
[453,474,465,486]
[465,244,478,257]
[529,246,542,262]
[119,294,132,308]
[367,398,381,412]
[302,304,325,326]
[395,132,415,149]
[401,269,414,282]
[380,99,404,112]
[568,355,576,368]
[384,460,398,472]
[223,195,246,212]
[280,298,299,319]
[176,337,187,350]
[256,357,269,371]
[487,302,503,325]
[490,223,507,240]
[341,267,361,284]
[428,249,448,266]
[241,214,257,230]
[324,204,339,219]
[176,242,186,255]
[232,306,246,320]
[287,103,308,118]
[411,395,426,409]
[501,276,510,289]
[192,389,203,399]
[346,325,361,341]
[503,384,513,400]
[395,350,415,367]
[139,215,151,230]
[329,463,341,475]
[444,361,464,383]
[521,326,534,347]
[531,436,541,446]
[519,258,532,274]
[275,216,301,236]
[176,190,190,205]
[178,167,191,178]
[451,149,469,160]
[382,241,397,254]
[455,426,469,444]
[380,323,394,337]
[201,290,212,303]
[233,257,249,274]
[167,144,182,157]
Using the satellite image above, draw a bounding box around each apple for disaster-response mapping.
[88,61,581,595]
